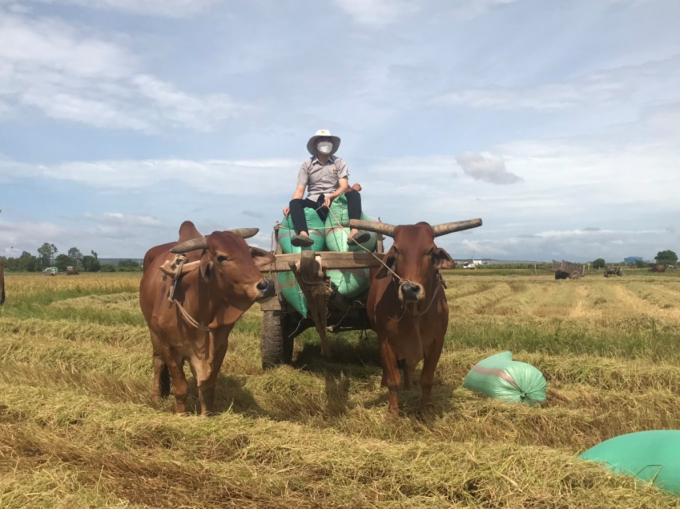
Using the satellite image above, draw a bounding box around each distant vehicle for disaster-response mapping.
[604,265,623,277]
[66,266,79,276]
[43,267,58,276]
[649,264,666,273]
[462,259,483,269]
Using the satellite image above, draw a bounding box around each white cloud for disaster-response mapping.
[0,7,246,132]
[456,152,522,184]
[96,212,164,228]
[331,0,420,27]
[450,0,519,20]
[456,227,671,262]
[6,0,227,17]
[0,157,298,195]
[436,56,680,111]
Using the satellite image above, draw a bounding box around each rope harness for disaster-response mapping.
[160,253,217,333]
[324,205,446,321]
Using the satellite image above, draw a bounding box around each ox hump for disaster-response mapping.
[178,221,203,243]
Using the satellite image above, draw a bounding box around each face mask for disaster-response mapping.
[317,141,333,155]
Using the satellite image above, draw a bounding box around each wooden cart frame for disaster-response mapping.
[257,218,483,368]
[257,226,386,368]
[604,264,623,277]
[538,260,585,280]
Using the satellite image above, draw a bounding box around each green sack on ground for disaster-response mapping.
[580,430,680,495]
[462,351,546,405]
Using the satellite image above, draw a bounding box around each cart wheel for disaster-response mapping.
[571,271,581,280]
[261,310,294,369]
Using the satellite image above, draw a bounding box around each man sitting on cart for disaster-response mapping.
[283,129,370,248]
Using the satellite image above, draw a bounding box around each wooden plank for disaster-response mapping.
[288,251,332,357]
[259,297,282,311]
[260,252,385,272]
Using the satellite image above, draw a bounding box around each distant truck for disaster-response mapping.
[66,266,79,276]
[43,267,58,276]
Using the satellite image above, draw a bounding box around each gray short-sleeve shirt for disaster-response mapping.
[297,155,349,203]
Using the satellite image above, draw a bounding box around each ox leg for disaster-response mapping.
[164,350,189,415]
[420,338,444,412]
[403,364,417,391]
[150,333,170,401]
[151,354,170,401]
[379,338,401,416]
[196,339,228,417]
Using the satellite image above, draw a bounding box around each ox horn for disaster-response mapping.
[170,237,208,253]
[432,218,483,237]
[349,219,397,237]
[229,228,259,239]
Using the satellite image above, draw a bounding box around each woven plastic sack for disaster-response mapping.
[324,194,377,253]
[463,351,546,405]
[277,210,326,318]
[580,430,680,495]
[279,209,326,254]
[323,194,377,299]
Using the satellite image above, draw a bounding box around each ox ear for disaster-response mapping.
[200,256,214,282]
[250,246,276,268]
[432,247,455,270]
[376,251,396,279]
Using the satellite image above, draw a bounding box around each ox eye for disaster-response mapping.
[217,255,228,263]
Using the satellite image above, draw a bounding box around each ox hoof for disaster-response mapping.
[418,402,436,417]
[386,409,401,420]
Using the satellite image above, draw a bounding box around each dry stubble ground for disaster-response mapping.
[0,269,678,508]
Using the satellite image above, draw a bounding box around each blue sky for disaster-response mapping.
[0,0,678,261]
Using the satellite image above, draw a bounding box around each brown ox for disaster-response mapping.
[351,218,482,415]
[649,264,666,273]
[140,221,275,416]
[0,258,5,305]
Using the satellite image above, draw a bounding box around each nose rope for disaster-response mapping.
[324,205,406,285]
[325,205,446,319]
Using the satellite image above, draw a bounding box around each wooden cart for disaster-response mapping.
[603,264,623,277]
[551,260,585,280]
[537,260,585,280]
[257,218,482,368]
[257,226,386,368]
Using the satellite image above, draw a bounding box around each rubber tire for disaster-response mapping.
[261,310,294,369]
[571,271,581,280]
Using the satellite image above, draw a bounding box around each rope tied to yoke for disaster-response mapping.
[161,253,217,333]
[324,205,445,319]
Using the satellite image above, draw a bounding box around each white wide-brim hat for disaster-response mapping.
[307,129,341,156]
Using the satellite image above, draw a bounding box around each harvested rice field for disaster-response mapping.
[0,270,679,508]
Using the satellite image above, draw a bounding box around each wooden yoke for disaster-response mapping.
[288,250,333,358]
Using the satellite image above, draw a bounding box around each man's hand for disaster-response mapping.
[323,196,332,208]
[283,206,290,216]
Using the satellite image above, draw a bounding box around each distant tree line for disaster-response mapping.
[590,250,677,269]
[1,243,143,273]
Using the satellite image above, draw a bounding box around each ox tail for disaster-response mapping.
[160,365,171,398]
